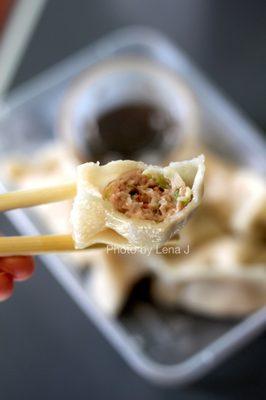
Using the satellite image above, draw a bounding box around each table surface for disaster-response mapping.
[1,1,266,399]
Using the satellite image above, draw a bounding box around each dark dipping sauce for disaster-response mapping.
[79,103,176,162]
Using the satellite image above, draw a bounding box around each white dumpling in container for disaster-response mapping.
[229,170,266,239]
[147,237,266,317]
[71,155,205,250]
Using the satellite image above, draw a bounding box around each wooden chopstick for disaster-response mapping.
[0,233,181,256]
[0,182,76,212]
[0,234,105,255]
[0,234,75,255]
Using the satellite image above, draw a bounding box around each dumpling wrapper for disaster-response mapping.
[145,237,266,317]
[176,204,226,250]
[83,249,148,315]
[194,149,266,239]
[229,170,266,239]
[151,275,266,317]
[71,156,205,250]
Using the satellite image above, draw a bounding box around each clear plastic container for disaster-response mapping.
[0,27,265,386]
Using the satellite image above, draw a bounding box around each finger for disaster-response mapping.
[0,256,35,281]
[0,272,14,301]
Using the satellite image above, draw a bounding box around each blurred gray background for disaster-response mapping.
[1,1,266,400]
[11,0,266,131]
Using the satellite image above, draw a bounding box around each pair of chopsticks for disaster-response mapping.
[0,182,80,255]
[0,183,181,256]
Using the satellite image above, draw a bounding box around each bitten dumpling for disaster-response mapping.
[71,156,205,249]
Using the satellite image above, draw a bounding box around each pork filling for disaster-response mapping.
[103,169,192,222]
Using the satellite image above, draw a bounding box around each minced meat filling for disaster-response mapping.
[103,169,191,222]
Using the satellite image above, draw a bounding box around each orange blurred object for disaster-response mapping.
[0,256,35,281]
[0,271,13,300]
[0,0,14,33]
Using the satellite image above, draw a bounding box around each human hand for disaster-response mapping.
[0,256,34,301]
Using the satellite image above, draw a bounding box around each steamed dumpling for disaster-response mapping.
[201,151,266,239]
[84,250,147,315]
[152,276,266,317]
[71,156,205,249]
[147,236,266,317]
[229,170,266,239]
